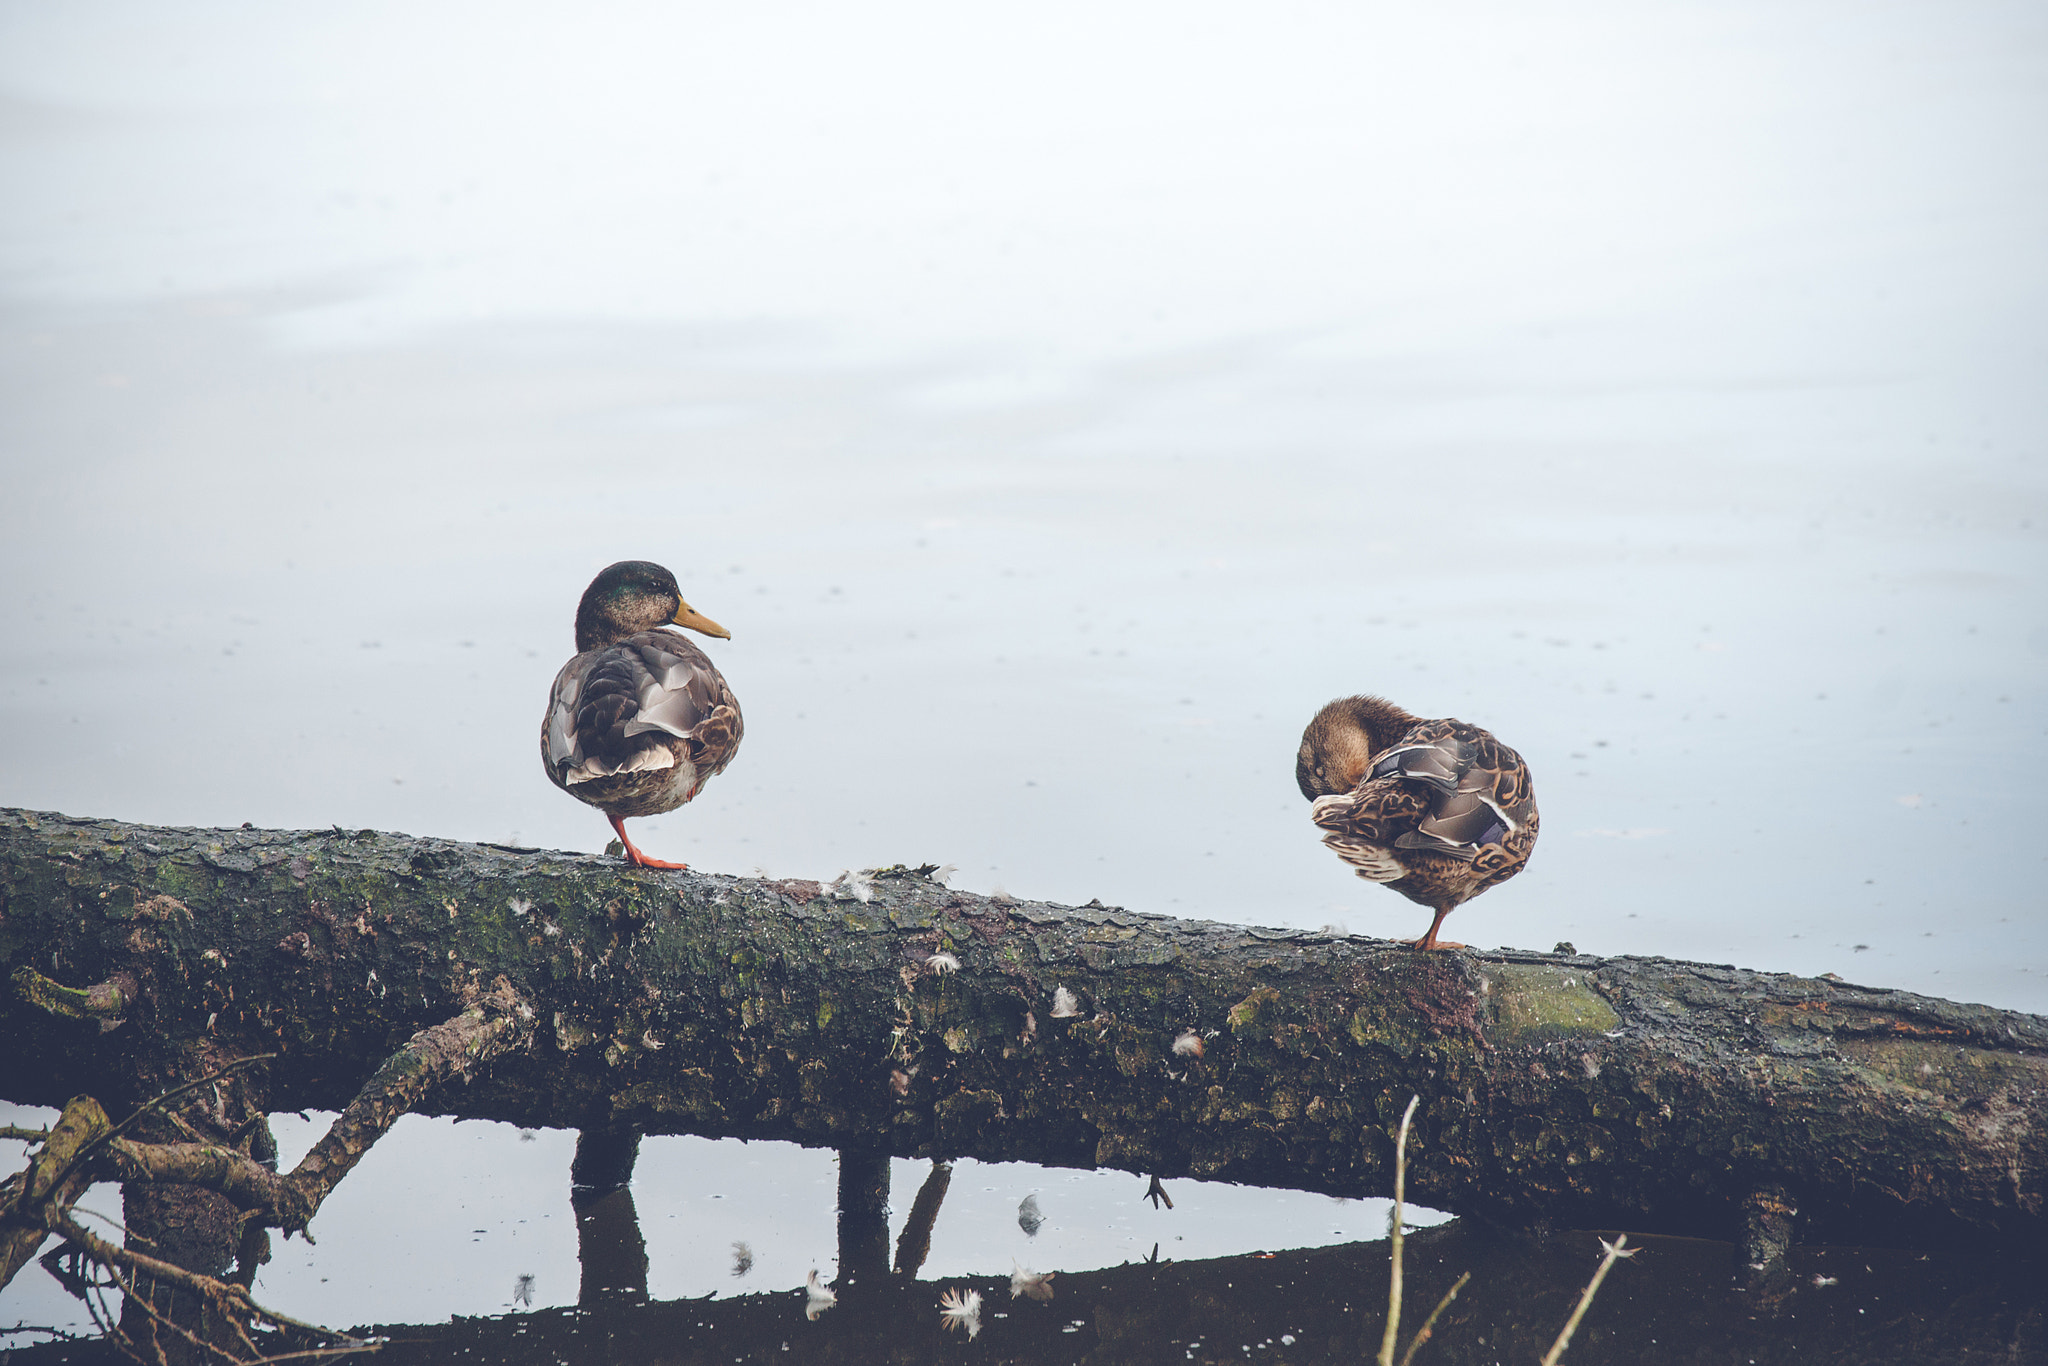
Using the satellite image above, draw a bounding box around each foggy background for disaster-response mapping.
[2,0,2044,1330]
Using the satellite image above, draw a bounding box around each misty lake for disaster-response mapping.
[2,1,2043,1360]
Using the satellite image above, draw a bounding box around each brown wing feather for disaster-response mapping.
[543,629,744,795]
[1310,774,1427,845]
[1374,720,1535,849]
[1313,716,1538,908]
[683,675,743,780]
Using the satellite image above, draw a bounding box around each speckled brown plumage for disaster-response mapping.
[542,561,742,869]
[1296,694,1538,949]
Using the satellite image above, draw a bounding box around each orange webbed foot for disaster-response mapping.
[609,816,690,872]
[623,849,690,871]
[1411,907,1461,951]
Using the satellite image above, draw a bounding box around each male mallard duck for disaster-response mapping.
[542,560,743,869]
[1296,695,1538,950]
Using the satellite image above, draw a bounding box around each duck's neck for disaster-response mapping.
[574,592,665,653]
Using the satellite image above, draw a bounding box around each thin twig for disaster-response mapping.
[1397,1269,1471,1366]
[1377,1094,1421,1366]
[226,1342,381,1365]
[51,1211,252,1321]
[78,1266,123,1357]
[98,1256,247,1366]
[1539,1234,1637,1366]
[47,1054,276,1195]
[62,1201,131,1236]
[51,1210,366,1357]
[230,1298,369,1346]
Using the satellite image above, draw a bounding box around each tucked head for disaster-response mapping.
[1295,694,1418,799]
[574,559,730,652]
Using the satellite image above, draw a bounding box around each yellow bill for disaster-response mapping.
[671,600,730,639]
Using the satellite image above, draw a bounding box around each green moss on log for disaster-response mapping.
[3,808,2045,1255]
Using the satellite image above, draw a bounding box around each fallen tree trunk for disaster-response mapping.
[3,808,2043,1256]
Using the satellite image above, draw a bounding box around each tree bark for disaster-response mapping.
[3,807,2043,1255]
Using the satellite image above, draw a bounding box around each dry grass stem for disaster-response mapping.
[1398,1269,1471,1366]
[1377,1094,1421,1366]
[1539,1233,1638,1366]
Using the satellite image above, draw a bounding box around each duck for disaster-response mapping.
[542,560,743,869]
[1295,694,1538,950]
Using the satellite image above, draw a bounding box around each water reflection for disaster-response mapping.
[339,1225,2048,1365]
[15,1218,2034,1364]
[0,1111,1434,1342]
[1,0,2043,1353]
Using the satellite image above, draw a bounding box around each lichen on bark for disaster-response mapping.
[3,807,2044,1257]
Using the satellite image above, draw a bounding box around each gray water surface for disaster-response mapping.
[2,0,2043,1342]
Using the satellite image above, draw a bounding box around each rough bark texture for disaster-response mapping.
[0,1094,108,1287]
[3,808,2044,1255]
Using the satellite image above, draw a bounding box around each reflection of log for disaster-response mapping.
[571,1121,649,1304]
[377,1226,2046,1366]
[4,809,2045,1255]
[13,1222,2036,1366]
[834,1149,891,1292]
[573,1188,649,1306]
[570,1123,642,1200]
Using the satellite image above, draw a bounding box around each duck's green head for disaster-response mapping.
[574,559,730,652]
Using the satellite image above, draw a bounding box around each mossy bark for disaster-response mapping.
[4,808,2044,1254]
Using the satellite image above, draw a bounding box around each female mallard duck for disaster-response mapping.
[542,560,743,869]
[1296,695,1538,950]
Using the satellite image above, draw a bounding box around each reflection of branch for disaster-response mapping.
[894,1161,952,1277]
[55,1209,371,1363]
[84,1241,252,1365]
[2,977,534,1360]
[53,1207,248,1318]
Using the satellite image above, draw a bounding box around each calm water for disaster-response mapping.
[2,0,2044,1350]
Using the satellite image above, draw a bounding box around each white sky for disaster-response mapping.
[3,1,2041,373]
